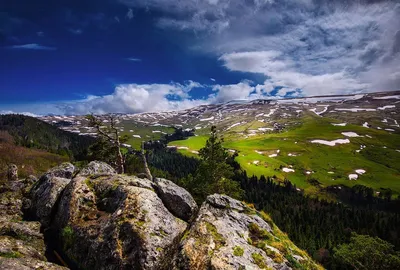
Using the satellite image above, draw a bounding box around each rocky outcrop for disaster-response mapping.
[0,167,67,269]
[28,163,75,227]
[53,173,188,270]
[153,178,198,222]
[176,194,321,270]
[8,161,320,270]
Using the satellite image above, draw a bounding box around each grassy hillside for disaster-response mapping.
[169,114,400,196]
[0,131,68,181]
[0,114,95,160]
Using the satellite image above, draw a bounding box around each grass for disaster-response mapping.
[169,114,400,197]
[0,140,69,181]
[116,121,175,149]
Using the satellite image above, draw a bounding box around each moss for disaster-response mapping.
[257,211,273,225]
[251,253,268,269]
[205,222,226,250]
[270,242,288,255]
[233,246,244,257]
[159,229,168,237]
[61,225,75,250]
[248,223,272,240]
[0,251,23,258]
[181,230,190,241]
[84,178,94,191]
[247,237,253,245]
[285,254,305,269]
[135,220,146,227]
[265,248,284,264]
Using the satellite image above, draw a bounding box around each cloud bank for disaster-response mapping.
[123,0,400,95]
[57,80,263,115]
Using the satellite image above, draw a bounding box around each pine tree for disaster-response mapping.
[188,126,244,202]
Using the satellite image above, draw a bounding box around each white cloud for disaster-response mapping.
[126,8,134,20]
[211,81,256,103]
[126,57,141,62]
[210,78,216,82]
[60,81,208,115]
[9,43,57,51]
[68,28,83,35]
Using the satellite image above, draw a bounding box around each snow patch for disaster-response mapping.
[355,169,366,175]
[332,123,347,126]
[311,139,350,146]
[341,132,362,137]
[378,105,395,110]
[348,174,358,180]
[373,95,400,100]
[265,109,276,117]
[258,127,274,132]
[200,116,214,121]
[282,168,295,173]
[336,108,376,112]
[362,122,369,128]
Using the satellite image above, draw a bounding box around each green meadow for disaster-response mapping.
[169,114,400,196]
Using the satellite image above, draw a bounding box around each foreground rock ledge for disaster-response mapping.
[5,161,321,270]
[0,169,67,270]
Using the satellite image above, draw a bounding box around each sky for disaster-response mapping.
[0,0,399,115]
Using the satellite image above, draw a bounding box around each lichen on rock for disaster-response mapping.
[176,194,321,270]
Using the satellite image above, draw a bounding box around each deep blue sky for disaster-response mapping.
[1,0,399,115]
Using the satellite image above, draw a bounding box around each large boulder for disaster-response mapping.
[28,163,75,227]
[153,178,198,222]
[176,194,320,270]
[77,161,116,177]
[53,174,188,270]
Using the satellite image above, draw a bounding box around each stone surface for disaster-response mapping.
[153,178,198,222]
[14,162,320,270]
[176,194,319,270]
[77,161,116,177]
[28,163,75,227]
[0,169,68,270]
[7,164,18,182]
[0,257,67,270]
[53,174,187,270]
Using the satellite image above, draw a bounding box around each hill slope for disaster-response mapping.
[0,114,95,160]
[39,91,400,196]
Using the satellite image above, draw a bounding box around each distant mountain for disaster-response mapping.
[0,114,95,160]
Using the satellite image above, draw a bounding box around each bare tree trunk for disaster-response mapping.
[141,141,153,181]
[116,140,124,174]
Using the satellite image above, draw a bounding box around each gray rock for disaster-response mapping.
[77,161,116,177]
[54,174,188,270]
[153,178,198,222]
[7,164,18,182]
[176,194,305,270]
[0,174,69,270]
[0,257,68,270]
[28,163,75,227]
[45,163,75,179]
